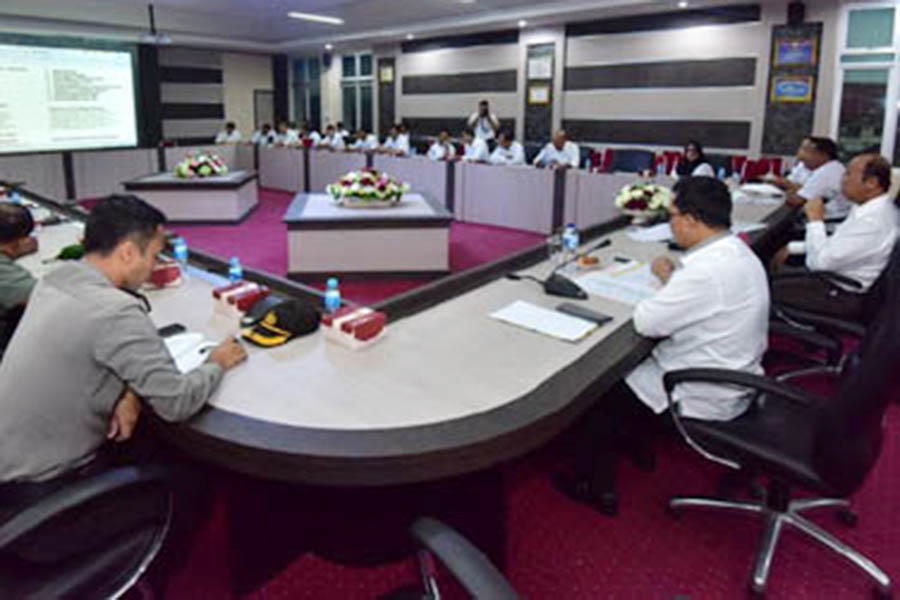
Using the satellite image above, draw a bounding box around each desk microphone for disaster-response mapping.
[506,238,611,300]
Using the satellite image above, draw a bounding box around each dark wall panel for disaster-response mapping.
[566,4,761,37]
[402,29,519,53]
[403,117,516,138]
[402,70,517,95]
[137,44,162,148]
[159,66,222,84]
[272,54,289,125]
[563,119,751,150]
[565,58,756,90]
[161,103,224,119]
[378,57,396,138]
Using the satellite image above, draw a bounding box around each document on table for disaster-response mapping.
[732,183,784,206]
[627,222,766,243]
[490,300,597,342]
[574,259,661,306]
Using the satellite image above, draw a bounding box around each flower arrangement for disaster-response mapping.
[614,183,672,222]
[174,151,229,179]
[326,167,410,207]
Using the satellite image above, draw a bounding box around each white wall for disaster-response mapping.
[222,52,272,138]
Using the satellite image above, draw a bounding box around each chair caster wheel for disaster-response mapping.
[837,508,859,527]
[872,586,893,600]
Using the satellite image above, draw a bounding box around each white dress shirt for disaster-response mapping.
[250,130,274,145]
[489,142,525,166]
[467,112,499,141]
[279,129,300,145]
[427,142,455,161]
[462,138,489,163]
[533,141,580,169]
[692,162,715,177]
[337,129,350,138]
[320,134,345,150]
[215,130,242,144]
[797,160,851,220]
[305,131,322,145]
[350,135,379,151]
[382,135,410,156]
[626,234,770,421]
[789,193,898,291]
[787,161,811,186]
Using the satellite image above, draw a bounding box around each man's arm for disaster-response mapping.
[466,112,478,127]
[566,143,580,168]
[511,144,525,166]
[533,146,547,167]
[633,264,719,338]
[803,199,871,273]
[488,113,500,131]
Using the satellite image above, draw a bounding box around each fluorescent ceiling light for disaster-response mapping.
[324,43,334,50]
[678,1,689,7]
[287,11,344,25]
[518,19,527,28]
[406,33,415,40]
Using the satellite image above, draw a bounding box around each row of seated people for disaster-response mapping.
[0,146,895,592]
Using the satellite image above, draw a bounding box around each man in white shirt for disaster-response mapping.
[427,131,456,161]
[317,124,345,151]
[275,121,299,146]
[379,125,410,157]
[489,131,525,166]
[466,100,500,142]
[772,137,812,191]
[300,122,321,146]
[774,154,898,320]
[460,128,489,163]
[336,122,350,138]
[533,130,580,170]
[555,176,769,516]
[349,129,379,152]
[214,121,242,144]
[787,137,851,220]
[250,124,275,146]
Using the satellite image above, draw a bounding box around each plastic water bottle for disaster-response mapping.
[561,224,580,274]
[9,188,20,204]
[324,277,341,313]
[228,256,243,283]
[173,236,188,266]
[656,161,666,176]
[717,166,727,181]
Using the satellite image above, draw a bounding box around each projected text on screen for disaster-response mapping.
[0,44,137,154]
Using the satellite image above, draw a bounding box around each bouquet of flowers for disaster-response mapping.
[614,183,672,222]
[326,167,410,208]
[174,151,229,179]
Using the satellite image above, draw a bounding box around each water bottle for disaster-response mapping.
[324,277,341,313]
[562,224,580,274]
[717,166,727,181]
[173,236,188,266]
[228,256,243,283]
[656,161,666,176]
[9,188,20,204]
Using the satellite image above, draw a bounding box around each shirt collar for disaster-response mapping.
[681,231,732,265]
[851,192,890,218]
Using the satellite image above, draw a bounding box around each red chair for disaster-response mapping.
[769,157,783,177]
[664,151,681,175]
[732,155,748,180]
[589,149,603,172]
[601,148,614,173]
[653,154,667,173]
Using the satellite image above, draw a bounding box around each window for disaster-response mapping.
[340,52,374,132]
[833,4,900,163]
[292,57,321,129]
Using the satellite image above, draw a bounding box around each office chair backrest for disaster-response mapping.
[611,149,654,173]
[861,238,899,322]
[813,242,900,495]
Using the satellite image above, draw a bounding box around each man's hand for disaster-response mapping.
[771,245,791,272]
[803,197,826,222]
[107,388,142,442]
[785,193,807,207]
[208,338,248,371]
[651,256,676,284]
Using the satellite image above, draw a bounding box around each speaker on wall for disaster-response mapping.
[788,1,805,26]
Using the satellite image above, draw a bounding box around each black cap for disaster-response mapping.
[241,300,320,347]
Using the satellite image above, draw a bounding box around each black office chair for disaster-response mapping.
[660,241,899,598]
[0,464,174,599]
[408,517,519,599]
[610,149,655,173]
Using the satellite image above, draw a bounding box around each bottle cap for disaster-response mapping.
[327,277,338,288]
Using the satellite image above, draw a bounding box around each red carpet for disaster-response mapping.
[170,188,545,305]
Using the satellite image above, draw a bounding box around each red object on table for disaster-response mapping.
[150,259,181,288]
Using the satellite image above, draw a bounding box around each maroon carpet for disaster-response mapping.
[170,188,545,305]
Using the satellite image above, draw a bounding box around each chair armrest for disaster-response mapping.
[773,268,863,291]
[662,368,824,407]
[774,305,867,338]
[0,464,170,551]
[410,517,519,600]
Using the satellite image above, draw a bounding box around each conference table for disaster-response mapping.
[20,192,793,489]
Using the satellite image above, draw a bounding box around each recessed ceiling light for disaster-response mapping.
[406,33,415,40]
[460,0,476,4]
[518,19,528,28]
[677,1,689,7]
[287,11,344,25]
[324,43,333,51]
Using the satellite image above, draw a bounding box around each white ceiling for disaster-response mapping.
[0,0,772,54]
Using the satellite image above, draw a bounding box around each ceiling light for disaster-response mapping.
[287,11,344,25]
[406,33,415,40]
[460,0,476,4]
[677,1,689,7]
[518,19,528,28]
[324,43,333,51]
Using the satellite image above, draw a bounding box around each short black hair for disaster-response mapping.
[672,176,732,229]
[0,202,34,244]
[498,130,513,141]
[479,99,488,106]
[860,154,891,192]
[808,137,839,160]
[225,121,235,129]
[84,195,167,256]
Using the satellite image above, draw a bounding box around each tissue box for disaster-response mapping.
[149,258,182,288]
[322,307,387,350]
[212,281,270,314]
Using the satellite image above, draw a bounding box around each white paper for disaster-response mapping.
[490,300,597,343]
[626,222,673,243]
[741,183,784,197]
[163,332,218,373]
[574,261,661,306]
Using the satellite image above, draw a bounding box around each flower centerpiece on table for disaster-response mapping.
[174,151,229,179]
[614,182,672,224]
[326,167,410,208]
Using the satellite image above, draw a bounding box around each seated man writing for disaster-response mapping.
[533,129,580,170]
[0,202,38,352]
[0,195,246,501]
[554,177,770,515]
[773,153,898,320]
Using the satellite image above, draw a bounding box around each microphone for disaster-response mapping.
[506,238,611,300]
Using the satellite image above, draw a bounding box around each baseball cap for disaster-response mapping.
[241,299,320,347]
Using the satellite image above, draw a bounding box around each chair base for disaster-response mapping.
[669,495,892,597]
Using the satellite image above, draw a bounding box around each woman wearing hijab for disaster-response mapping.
[676,140,715,177]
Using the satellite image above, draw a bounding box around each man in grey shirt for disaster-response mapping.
[0,202,38,350]
[0,195,246,486]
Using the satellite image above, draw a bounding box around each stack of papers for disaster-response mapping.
[626,222,766,244]
[574,259,661,306]
[490,301,597,342]
[733,183,784,206]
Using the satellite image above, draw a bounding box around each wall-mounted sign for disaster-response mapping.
[771,75,814,103]
[528,85,551,105]
[379,65,394,83]
[774,37,818,67]
[527,55,553,79]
